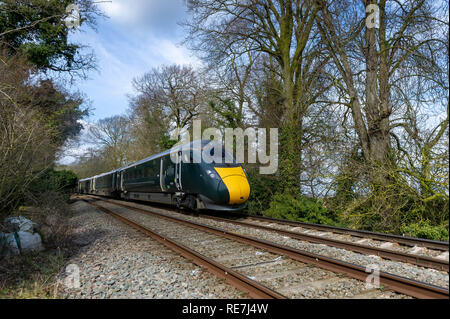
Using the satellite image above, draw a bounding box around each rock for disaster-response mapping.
[4,216,36,233]
[0,232,20,255]
[0,231,44,255]
[1,216,44,256]
[18,231,44,253]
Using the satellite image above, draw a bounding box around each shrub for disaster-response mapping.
[263,193,341,225]
[400,220,449,241]
[29,169,78,198]
[244,169,279,215]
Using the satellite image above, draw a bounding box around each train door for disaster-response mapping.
[161,156,177,192]
[112,173,116,193]
[175,151,182,191]
[160,159,166,192]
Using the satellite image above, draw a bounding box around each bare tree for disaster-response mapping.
[0,53,56,213]
[185,0,330,193]
[132,65,206,132]
[315,0,448,229]
[88,115,130,170]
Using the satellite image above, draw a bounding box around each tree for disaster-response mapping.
[26,79,88,147]
[131,64,207,140]
[185,0,330,193]
[0,0,102,78]
[315,0,447,183]
[315,0,448,230]
[0,53,57,213]
[88,115,130,170]
[126,93,171,160]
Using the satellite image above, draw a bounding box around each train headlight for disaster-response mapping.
[206,170,218,179]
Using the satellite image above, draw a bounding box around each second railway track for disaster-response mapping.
[80,195,448,299]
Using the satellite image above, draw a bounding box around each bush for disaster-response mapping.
[244,168,279,215]
[263,193,341,225]
[29,169,78,198]
[400,220,449,241]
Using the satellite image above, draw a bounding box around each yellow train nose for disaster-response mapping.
[214,167,250,205]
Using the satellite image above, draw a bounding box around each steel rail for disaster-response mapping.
[83,199,287,299]
[90,197,449,299]
[85,194,448,251]
[233,214,449,251]
[193,213,449,272]
[92,196,448,272]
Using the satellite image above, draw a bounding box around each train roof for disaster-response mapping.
[79,140,218,182]
[119,139,215,171]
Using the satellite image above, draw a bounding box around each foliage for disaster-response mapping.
[0,52,87,216]
[209,98,242,129]
[264,192,342,226]
[159,136,179,151]
[400,220,449,241]
[329,174,449,236]
[245,168,279,216]
[0,0,100,76]
[27,80,88,147]
[0,53,56,215]
[0,251,65,299]
[29,170,78,197]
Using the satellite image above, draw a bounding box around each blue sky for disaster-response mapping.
[58,0,201,164]
[70,0,200,121]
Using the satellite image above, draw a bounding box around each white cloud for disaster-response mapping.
[101,0,187,36]
[153,39,202,66]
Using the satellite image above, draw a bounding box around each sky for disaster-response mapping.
[70,0,200,121]
[59,0,201,164]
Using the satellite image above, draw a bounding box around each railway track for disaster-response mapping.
[88,195,449,271]
[84,199,285,299]
[182,210,449,272]
[223,212,449,252]
[80,195,449,299]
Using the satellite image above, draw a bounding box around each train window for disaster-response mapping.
[148,162,155,176]
[210,147,239,167]
[167,166,174,176]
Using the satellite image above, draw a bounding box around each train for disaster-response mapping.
[78,140,251,211]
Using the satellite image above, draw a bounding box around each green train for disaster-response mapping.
[78,140,251,211]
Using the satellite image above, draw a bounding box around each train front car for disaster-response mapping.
[190,141,250,211]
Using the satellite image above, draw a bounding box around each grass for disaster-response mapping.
[0,251,67,299]
[0,194,76,299]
